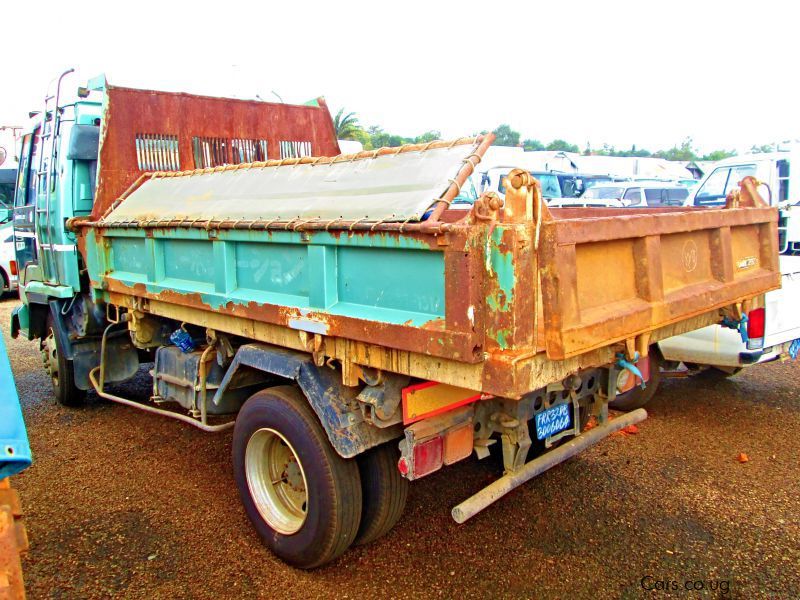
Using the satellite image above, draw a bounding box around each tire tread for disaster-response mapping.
[354,443,408,546]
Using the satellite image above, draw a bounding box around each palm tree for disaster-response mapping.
[334,108,360,140]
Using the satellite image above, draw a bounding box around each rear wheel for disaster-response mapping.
[232,385,362,569]
[41,314,85,407]
[609,350,662,412]
[354,442,408,546]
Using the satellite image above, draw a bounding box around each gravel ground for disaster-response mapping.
[2,295,799,599]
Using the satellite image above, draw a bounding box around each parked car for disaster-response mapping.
[480,167,615,201]
[0,222,18,294]
[480,167,563,200]
[552,182,689,208]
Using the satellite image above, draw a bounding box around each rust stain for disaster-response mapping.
[92,85,342,220]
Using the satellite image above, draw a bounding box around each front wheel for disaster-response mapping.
[41,314,85,407]
[232,385,362,569]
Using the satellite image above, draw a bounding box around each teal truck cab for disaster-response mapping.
[9,72,780,568]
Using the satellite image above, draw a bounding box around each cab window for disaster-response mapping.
[452,176,478,205]
[694,167,729,205]
[667,188,689,205]
[723,165,757,197]
[777,159,789,203]
[536,174,562,198]
[15,130,42,207]
[695,165,757,206]
[623,188,642,205]
[644,188,666,206]
[0,179,13,210]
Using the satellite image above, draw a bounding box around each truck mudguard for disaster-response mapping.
[213,343,400,458]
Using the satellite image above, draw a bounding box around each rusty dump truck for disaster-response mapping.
[9,73,781,568]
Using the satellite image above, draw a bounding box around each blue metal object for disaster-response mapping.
[170,328,197,353]
[0,327,32,479]
[721,314,749,344]
[789,339,800,360]
[615,351,646,390]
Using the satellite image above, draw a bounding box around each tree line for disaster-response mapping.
[335,110,777,162]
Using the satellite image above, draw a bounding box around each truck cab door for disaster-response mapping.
[13,130,41,285]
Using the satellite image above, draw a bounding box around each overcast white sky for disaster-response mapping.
[1,0,797,154]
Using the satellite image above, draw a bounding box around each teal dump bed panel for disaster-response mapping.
[338,247,444,318]
[100,230,445,327]
[236,242,309,300]
[163,240,216,293]
[111,238,147,282]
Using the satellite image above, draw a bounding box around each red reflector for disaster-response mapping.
[397,457,409,475]
[747,308,765,339]
[412,436,443,478]
[9,261,17,276]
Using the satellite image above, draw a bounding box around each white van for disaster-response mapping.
[613,148,800,411]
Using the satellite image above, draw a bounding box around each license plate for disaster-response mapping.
[535,403,572,441]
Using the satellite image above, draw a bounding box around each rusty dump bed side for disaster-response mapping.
[541,205,780,359]
[93,85,341,219]
[72,147,781,399]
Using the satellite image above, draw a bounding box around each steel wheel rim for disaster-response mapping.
[245,427,308,535]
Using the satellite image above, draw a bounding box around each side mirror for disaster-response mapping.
[0,207,11,224]
[67,124,100,161]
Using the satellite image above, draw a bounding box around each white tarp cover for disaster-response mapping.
[104,142,480,224]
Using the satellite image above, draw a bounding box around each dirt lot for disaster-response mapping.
[2,295,798,599]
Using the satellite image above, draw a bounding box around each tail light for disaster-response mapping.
[443,424,473,465]
[398,406,474,480]
[408,436,443,479]
[747,307,765,350]
[9,260,17,276]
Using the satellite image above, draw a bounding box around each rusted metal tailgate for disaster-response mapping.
[93,85,341,220]
[539,206,781,360]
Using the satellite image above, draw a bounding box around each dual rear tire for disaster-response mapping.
[232,386,407,569]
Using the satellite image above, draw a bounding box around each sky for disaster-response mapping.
[1,0,798,155]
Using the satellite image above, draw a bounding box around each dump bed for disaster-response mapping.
[72,138,780,398]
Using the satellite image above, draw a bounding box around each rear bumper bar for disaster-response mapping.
[451,408,648,523]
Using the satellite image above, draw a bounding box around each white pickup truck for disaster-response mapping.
[612,149,800,410]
